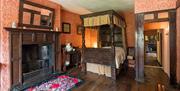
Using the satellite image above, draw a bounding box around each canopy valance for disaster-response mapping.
[81,10,126,28]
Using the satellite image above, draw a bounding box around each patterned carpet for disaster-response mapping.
[25,75,82,91]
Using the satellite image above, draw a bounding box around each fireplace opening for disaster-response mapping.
[22,44,54,83]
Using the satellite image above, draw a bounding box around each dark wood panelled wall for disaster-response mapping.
[135,9,177,85]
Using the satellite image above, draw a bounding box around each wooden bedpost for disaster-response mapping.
[110,13,116,80]
[81,17,86,72]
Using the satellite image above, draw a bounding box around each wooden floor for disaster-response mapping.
[145,59,160,66]
[145,53,160,66]
[71,67,179,91]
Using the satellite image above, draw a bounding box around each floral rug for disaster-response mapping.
[25,75,82,91]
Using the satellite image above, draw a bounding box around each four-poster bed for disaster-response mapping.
[80,10,127,80]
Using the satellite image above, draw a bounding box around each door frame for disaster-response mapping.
[135,9,177,84]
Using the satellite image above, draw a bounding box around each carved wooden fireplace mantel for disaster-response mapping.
[4,27,61,89]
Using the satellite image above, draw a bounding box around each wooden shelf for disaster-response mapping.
[4,27,61,33]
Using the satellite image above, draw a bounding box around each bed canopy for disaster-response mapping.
[80,10,127,49]
[80,10,127,80]
[82,12,126,27]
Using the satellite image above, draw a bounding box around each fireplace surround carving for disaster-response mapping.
[5,28,61,89]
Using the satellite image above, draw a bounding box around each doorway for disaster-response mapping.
[135,10,176,84]
[144,29,163,67]
[143,21,171,76]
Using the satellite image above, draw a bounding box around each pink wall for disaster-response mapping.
[176,6,180,83]
[0,0,19,90]
[0,0,61,90]
[122,11,135,47]
[61,10,82,47]
[135,0,177,13]
[0,6,1,89]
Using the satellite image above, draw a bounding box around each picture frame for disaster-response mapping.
[41,15,51,26]
[77,25,83,35]
[62,23,71,33]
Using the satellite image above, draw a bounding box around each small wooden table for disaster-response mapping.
[62,49,81,71]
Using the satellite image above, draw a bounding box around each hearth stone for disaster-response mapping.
[11,73,61,91]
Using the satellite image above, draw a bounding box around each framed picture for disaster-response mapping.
[77,25,83,35]
[62,23,71,33]
[41,15,51,26]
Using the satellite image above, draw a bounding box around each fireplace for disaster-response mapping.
[22,44,54,83]
[6,28,61,90]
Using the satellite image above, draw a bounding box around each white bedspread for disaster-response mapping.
[115,47,126,69]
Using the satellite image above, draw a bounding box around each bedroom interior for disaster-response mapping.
[0,0,180,91]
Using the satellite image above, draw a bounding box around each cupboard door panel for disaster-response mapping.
[12,60,20,85]
[55,34,61,72]
[11,32,21,85]
[46,33,54,42]
[22,32,33,44]
[36,33,45,43]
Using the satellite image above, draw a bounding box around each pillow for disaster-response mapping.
[102,46,111,48]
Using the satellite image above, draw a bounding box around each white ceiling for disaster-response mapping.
[50,0,134,15]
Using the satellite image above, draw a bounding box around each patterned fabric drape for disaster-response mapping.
[83,14,125,28]
[83,15,110,27]
[121,28,127,54]
[113,15,126,28]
